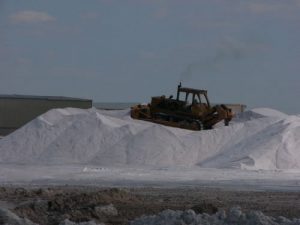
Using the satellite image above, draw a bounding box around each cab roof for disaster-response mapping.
[178,87,207,95]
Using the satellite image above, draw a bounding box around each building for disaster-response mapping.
[225,104,247,114]
[94,102,138,110]
[0,95,92,136]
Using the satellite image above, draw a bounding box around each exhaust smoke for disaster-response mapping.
[179,38,248,83]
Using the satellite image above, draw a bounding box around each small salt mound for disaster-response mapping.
[201,115,300,170]
[233,108,287,123]
[38,108,89,126]
[97,108,131,119]
[250,108,288,118]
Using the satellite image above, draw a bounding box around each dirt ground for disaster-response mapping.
[1,186,300,225]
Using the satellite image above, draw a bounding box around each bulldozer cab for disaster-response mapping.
[176,83,210,107]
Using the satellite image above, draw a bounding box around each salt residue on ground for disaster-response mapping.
[4,205,300,225]
[0,207,103,225]
[0,107,299,170]
[0,207,37,225]
[130,207,300,225]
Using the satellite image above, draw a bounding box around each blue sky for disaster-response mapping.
[1,0,299,113]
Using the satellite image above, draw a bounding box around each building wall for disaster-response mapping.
[225,104,247,114]
[0,97,92,135]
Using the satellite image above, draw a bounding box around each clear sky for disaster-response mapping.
[1,0,299,113]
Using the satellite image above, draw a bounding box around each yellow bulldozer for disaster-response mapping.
[131,83,233,130]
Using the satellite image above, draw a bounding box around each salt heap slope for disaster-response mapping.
[0,107,299,170]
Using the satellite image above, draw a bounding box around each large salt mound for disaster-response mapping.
[0,107,299,170]
[200,116,300,169]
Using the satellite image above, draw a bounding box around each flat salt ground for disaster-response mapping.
[0,107,300,190]
[2,164,300,191]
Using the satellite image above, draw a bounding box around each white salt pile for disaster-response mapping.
[0,107,299,170]
[130,207,300,225]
